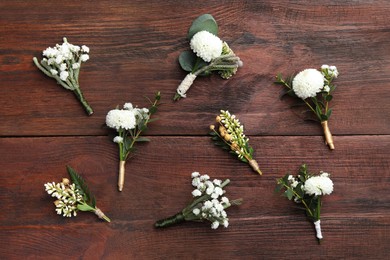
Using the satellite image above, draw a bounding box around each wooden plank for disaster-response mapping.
[1,1,390,136]
[0,136,389,258]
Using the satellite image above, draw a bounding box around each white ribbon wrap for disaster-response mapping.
[176,73,197,98]
[314,220,323,240]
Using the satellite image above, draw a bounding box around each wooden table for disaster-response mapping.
[1,1,389,259]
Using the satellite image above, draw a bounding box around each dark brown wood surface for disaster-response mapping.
[1,1,389,259]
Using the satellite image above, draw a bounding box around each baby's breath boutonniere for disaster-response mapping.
[44,166,110,222]
[155,172,242,229]
[174,14,243,101]
[209,110,262,175]
[106,92,161,191]
[275,164,334,243]
[33,38,93,115]
[275,65,339,149]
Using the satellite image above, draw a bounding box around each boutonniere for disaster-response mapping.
[155,172,242,229]
[44,166,110,222]
[275,164,334,243]
[209,110,262,175]
[33,38,93,115]
[174,14,243,101]
[105,92,161,191]
[275,65,339,149]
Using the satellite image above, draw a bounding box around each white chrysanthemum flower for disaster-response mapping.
[192,189,202,197]
[223,220,229,228]
[200,174,210,181]
[321,64,329,70]
[113,136,123,143]
[323,85,330,92]
[81,45,90,53]
[292,69,324,99]
[190,30,223,62]
[55,55,64,64]
[304,175,334,196]
[60,71,69,81]
[106,109,136,130]
[81,54,89,62]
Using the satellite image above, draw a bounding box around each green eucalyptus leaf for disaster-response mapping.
[325,95,333,102]
[179,51,197,72]
[149,106,157,115]
[286,188,294,200]
[188,14,218,40]
[275,183,284,193]
[135,137,150,142]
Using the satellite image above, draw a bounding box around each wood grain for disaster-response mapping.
[0,136,389,258]
[0,0,389,136]
[1,0,389,259]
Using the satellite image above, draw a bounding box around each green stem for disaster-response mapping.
[282,183,313,217]
[155,212,185,228]
[73,87,93,115]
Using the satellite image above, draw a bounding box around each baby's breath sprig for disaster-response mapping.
[44,166,110,222]
[155,172,242,229]
[174,14,243,101]
[33,37,93,115]
[106,92,161,191]
[209,110,262,175]
[275,65,339,149]
[275,164,334,243]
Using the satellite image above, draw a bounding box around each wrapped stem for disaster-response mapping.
[118,160,126,192]
[94,207,111,222]
[174,73,197,100]
[321,121,334,150]
[313,220,323,242]
[73,87,93,115]
[155,212,185,228]
[248,159,262,175]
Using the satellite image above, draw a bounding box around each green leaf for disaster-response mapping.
[77,203,94,212]
[179,51,197,72]
[274,183,284,193]
[326,109,332,118]
[286,188,294,200]
[325,95,333,102]
[149,106,157,115]
[66,166,96,208]
[321,114,328,121]
[135,137,150,142]
[188,14,218,40]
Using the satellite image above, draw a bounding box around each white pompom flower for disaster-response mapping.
[304,175,334,196]
[190,30,223,62]
[292,69,325,99]
[106,109,136,131]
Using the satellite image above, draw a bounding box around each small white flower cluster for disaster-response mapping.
[106,103,150,133]
[304,172,334,196]
[321,64,339,79]
[292,69,325,100]
[287,174,299,188]
[190,172,230,229]
[44,180,83,217]
[190,30,223,62]
[219,110,248,159]
[41,38,89,82]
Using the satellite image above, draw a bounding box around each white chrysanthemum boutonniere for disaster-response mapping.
[33,38,93,115]
[209,110,262,175]
[106,92,161,191]
[155,172,242,229]
[44,166,110,222]
[275,65,339,149]
[174,14,243,101]
[275,164,334,243]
